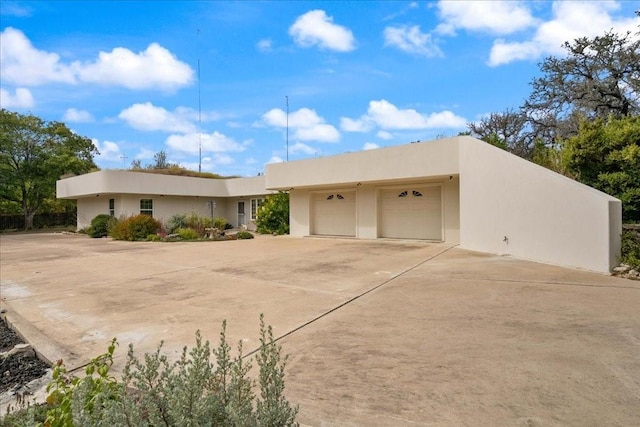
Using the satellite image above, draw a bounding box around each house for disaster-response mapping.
[57,136,621,273]
[56,171,272,232]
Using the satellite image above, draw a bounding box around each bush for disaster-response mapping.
[236,231,254,240]
[621,227,640,269]
[256,192,290,235]
[110,214,162,241]
[177,227,200,240]
[186,213,212,236]
[87,214,114,238]
[17,317,299,426]
[166,213,188,234]
[212,216,228,230]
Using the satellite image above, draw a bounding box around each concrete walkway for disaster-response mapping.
[1,233,639,425]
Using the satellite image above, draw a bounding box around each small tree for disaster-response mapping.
[256,192,290,235]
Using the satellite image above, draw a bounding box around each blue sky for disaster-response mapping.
[1,1,638,176]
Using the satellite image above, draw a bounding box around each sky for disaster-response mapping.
[1,1,638,177]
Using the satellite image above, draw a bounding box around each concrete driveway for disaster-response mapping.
[1,233,639,425]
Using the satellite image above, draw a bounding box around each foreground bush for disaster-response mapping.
[110,214,162,241]
[10,316,298,426]
[236,230,254,240]
[256,192,290,235]
[621,227,640,269]
[87,214,115,238]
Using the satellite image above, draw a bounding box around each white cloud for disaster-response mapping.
[377,130,393,140]
[257,38,273,52]
[180,154,234,171]
[63,108,94,123]
[93,139,122,162]
[73,43,193,90]
[135,148,155,160]
[0,27,193,90]
[0,27,75,85]
[363,142,379,150]
[435,1,538,36]
[383,26,443,57]
[488,1,640,66]
[289,10,356,52]
[166,131,245,155]
[368,99,466,130]
[290,142,316,155]
[119,103,198,133]
[0,87,34,108]
[267,156,284,164]
[262,107,340,143]
[340,116,373,132]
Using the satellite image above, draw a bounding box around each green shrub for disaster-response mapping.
[110,214,162,241]
[177,227,199,240]
[621,228,640,269]
[256,192,290,235]
[87,214,114,238]
[236,230,254,240]
[186,213,212,236]
[147,234,162,242]
[212,216,228,230]
[166,213,188,233]
[20,317,299,426]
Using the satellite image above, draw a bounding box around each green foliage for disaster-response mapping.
[236,231,255,240]
[110,214,162,241]
[212,216,228,230]
[256,192,290,235]
[186,212,212,236]
[166,213,188,234]
[0,109,98,229]
[44,339,121,427]
[87,214,115,238]
[147,234,163,242]
[23,320,298,426]
[177,227,199,240]
[564,116,640,221]
[255,314,298,425]
[621,228,640,269]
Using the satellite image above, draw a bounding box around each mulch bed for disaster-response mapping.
[0,318,50,394]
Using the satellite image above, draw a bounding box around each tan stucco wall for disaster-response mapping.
[57,171,270,199]
[266,138,460,190]
[288,179,460,243]
[458,137,621,273]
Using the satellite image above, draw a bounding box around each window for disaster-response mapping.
[140,199,153,217]
[109,198,115,216]
[250,198,264,220]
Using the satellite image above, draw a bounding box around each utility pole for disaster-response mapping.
[120,155,128,169]
[197,29,202,173]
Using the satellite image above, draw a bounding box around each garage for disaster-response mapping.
[311,191,356,236]
[379,186,442,240]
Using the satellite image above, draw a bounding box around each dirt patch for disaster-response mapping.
[0,318,49,394]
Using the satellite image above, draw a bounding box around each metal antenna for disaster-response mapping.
[286,95,289,162]
[198,29,202,173]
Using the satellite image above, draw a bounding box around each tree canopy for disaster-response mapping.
[0,109,98,228]
[467,21,640,222]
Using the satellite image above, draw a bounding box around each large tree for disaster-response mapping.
[523,28,640,142]
[0,109,98,229]
[468,109,535,158]
[564,115,640,222]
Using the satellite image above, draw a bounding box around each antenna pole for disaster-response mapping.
[286,95,289,162]
[197,29,202,173]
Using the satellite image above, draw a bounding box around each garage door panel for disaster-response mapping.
[312,191,356,236]
[380,186,442,240]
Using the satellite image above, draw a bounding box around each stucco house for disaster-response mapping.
[57,136,622,273]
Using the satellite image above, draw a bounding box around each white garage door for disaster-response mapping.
[380,186,442,240]
[312,191,356,236]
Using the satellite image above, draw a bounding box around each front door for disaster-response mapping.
[237,201,246,226]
